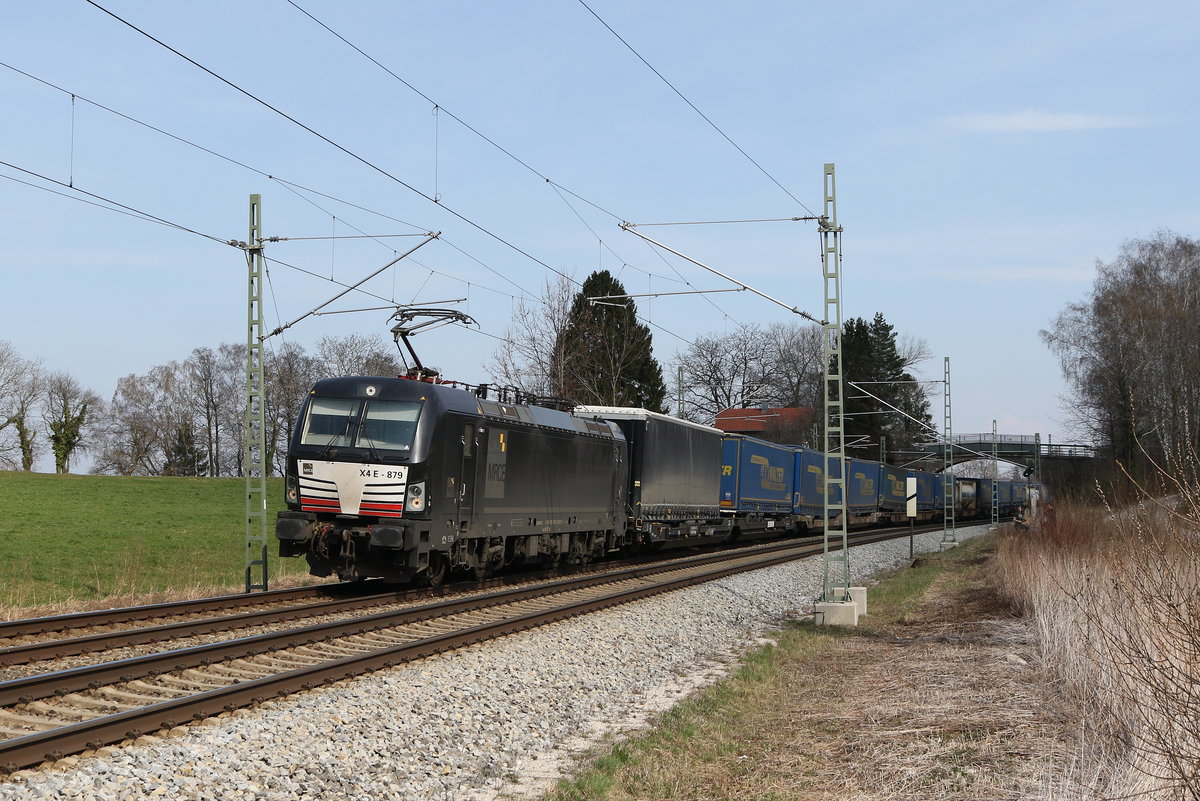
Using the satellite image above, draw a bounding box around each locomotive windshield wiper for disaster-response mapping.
[320,419,353,460]
[319,435,340,460]
[358,432,382,464]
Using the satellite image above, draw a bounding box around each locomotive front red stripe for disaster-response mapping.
[300,497,341,512]
[360,502,405,517]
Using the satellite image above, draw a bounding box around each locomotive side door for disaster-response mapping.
[612,437,626,530]
[456,421,477,531]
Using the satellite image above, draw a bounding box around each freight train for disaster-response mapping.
[275,375,1040,583]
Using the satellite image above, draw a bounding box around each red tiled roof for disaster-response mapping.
[714,406,815,433]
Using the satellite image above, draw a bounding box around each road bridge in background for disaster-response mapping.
[903,433,1096,473]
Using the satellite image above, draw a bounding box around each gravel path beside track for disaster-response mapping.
[0,525,987,801]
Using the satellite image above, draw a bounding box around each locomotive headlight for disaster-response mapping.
[286,475,299,504]
[406,482,425,512]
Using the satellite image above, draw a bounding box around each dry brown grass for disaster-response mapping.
[784,560,1074,800]
[992,497,1200,800]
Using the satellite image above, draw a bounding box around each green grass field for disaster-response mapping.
[0,470,315,608]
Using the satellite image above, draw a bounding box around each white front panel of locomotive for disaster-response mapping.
[298,461,408,516]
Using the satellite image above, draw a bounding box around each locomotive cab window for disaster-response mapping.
[356,401,422,451]
[299,398,423,452]
[300,398,359,447]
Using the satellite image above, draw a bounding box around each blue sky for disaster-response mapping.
[2,0,1197,464]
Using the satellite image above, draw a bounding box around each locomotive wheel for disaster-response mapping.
[471,539,492,581]
[425,552,448,587]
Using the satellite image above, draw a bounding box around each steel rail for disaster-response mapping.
[0,582,358,639]
[0,534,803,642]
[0,543,793,665]
[0,546,704,650]
[0,589,412,666]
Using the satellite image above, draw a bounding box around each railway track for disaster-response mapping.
[0,555,741,673]
[0,581,378,650]
[0,588,405,668]
[0,522,947,670]
[0,561,656,668]
[0,519,962,648]
[0,525,953,773]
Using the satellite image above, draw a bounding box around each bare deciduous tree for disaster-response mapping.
[763,322,824,409]
[673,325,770,423]
[91,364,194,477]
[217,343,247,476]
[267,341,322,474]
[188,346,239,477]
[42,371,101,474]
[1042,231,1200,477]
[488,274,576,397]
[315,333,403,378]
[673,321,823,425]
[0,341,43,471]
[92,372,162,476]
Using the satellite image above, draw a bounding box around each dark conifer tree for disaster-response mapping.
[841,312,932,463]
[162,423,208,477]
[553,270,668,412]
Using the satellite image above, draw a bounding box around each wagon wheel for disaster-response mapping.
[537,549,564,571]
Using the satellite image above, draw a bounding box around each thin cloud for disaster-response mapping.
[948,109,1146,133]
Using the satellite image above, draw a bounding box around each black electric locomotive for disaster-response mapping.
[276,376,627,583]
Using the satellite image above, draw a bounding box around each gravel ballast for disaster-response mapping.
[0,525,989,801]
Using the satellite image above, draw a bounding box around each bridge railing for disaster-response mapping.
[1043,443,1097,458]
[914,436,1097,459]
[947,433,1038,444]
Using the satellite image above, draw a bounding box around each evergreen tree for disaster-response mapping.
[162,423,208,477]
[553,270,668,412]
[841,312,932,463]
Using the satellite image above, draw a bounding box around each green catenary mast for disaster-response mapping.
[820,163,849,603]
[941,357,957,547]
[244,194,269,592]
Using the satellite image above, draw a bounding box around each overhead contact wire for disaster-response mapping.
[576,0,817,217]
[0,59,432,235]
[0,59,539,317]
[78,2,696,350]
[284,0,626,221]
[0,159,231,247]
[283,0,693,291]
[85,0,579,289]
[282,1,706,339]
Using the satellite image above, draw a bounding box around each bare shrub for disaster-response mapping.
[992,493,1200,799]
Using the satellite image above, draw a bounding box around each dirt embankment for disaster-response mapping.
[547,538,1083,800]
[769,552,1070,798]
